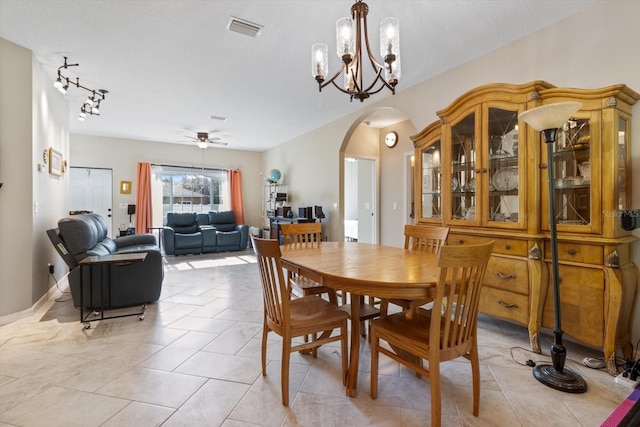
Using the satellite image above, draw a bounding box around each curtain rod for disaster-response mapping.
[152,163,228,173]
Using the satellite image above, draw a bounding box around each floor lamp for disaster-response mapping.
[519,101,588,393]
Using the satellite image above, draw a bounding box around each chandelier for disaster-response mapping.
[311,0,400,102]
[53,56,108,121]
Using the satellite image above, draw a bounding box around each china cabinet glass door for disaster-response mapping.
[551,116,592,226]
[450,113,477,222]
[617,116,629,211]
[421,141,442,219]
[487,107,521,225]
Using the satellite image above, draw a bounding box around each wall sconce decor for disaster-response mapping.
[48,148,63,176]
[120,181,132,194]
[53,56,108,121]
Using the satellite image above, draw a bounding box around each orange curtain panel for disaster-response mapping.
[228,169,245,224]
[135,162,153,234]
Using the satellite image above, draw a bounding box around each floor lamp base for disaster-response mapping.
[533,364,588,393]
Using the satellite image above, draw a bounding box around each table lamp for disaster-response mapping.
[519,101,587,393]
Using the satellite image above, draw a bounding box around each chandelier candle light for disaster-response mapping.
[312,0,400,102]
[518,101,587,393]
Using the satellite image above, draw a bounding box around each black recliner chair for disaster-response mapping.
[47,213,163,310]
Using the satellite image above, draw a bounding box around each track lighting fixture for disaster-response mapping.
[53,56,108,121]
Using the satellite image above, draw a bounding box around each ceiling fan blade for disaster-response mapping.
[208,140,228,146]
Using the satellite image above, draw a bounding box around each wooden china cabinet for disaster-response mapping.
[412,81,639,374]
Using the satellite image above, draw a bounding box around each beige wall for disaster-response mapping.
[0,38,69,320]
[70,135,264,230]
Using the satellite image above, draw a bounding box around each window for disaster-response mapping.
[151,165,228,225]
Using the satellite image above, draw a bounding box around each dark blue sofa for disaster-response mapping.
[162,211,248,255]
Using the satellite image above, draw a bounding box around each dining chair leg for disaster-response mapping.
[281,338,291,406]
[470,344,480,416]
[341,324,348,386]
[370,327,379,399]
[430,361,442,427]
[261,317,268,376]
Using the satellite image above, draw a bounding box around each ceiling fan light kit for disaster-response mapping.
[186,132,228,148]
[53,56,108,122]
[312,0,400,102]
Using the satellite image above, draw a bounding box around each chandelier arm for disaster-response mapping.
[361,68,385,93]
[318,63,348,91]
[329,79,355,95]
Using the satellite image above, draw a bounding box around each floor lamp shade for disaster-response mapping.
[519,101,587,393]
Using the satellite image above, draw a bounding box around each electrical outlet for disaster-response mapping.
[48,263,54,274]
[119,203,127,209]
[615,372,640,388]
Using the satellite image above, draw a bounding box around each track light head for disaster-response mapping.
[53,76,64,90]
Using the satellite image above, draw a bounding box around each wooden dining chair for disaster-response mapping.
[251,236,348,406]
[370,240,494,427]
[279,223,338,305]
[380,224,450,315]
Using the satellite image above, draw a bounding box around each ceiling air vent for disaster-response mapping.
[226,16,263,38]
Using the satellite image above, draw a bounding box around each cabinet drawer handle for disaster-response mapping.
[496,271,516,280]
[504,244,511,250]
[496,299,518,309]
[567,249,576,256]
[458,239,464,244]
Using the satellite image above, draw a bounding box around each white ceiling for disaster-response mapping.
[0,0,600,152]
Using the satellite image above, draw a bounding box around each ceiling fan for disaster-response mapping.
[184,132,228,148]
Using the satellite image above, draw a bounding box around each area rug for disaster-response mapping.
[601,384,640,427]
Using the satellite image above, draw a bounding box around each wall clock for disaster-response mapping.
[384,131,398,148]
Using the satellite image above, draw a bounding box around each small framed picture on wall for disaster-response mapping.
[120,180,132,194]
[48,148,63,176]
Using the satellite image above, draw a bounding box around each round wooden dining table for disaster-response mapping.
[280,241,440,397]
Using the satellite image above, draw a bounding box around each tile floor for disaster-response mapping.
[0,250,632,427]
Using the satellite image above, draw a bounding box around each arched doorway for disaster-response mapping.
[339,107,415,246]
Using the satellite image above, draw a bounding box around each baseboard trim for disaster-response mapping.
[0,275,69,326]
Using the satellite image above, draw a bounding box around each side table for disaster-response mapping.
[147,227,164,254]
[78,253,147,329]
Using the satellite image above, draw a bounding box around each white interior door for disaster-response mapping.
[357,158,376,244]
[70,167,113,237]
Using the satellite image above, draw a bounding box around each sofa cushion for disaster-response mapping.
[167,213,197,227]
[97,237,118,253]
[209,210,235,225]
[174,233,202,250]
[216,231,240,247]
[172,224,197,234]
[58,217,98,255]
[196,213,210,227]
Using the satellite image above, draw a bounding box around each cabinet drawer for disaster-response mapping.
[449,234,527,256]
[479,287,529,325]
[541,265,604,347]
[544,242,603,265]
[485,257,529,295]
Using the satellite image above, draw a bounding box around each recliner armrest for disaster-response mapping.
[115,234,157,249]
[234,224,249,249]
